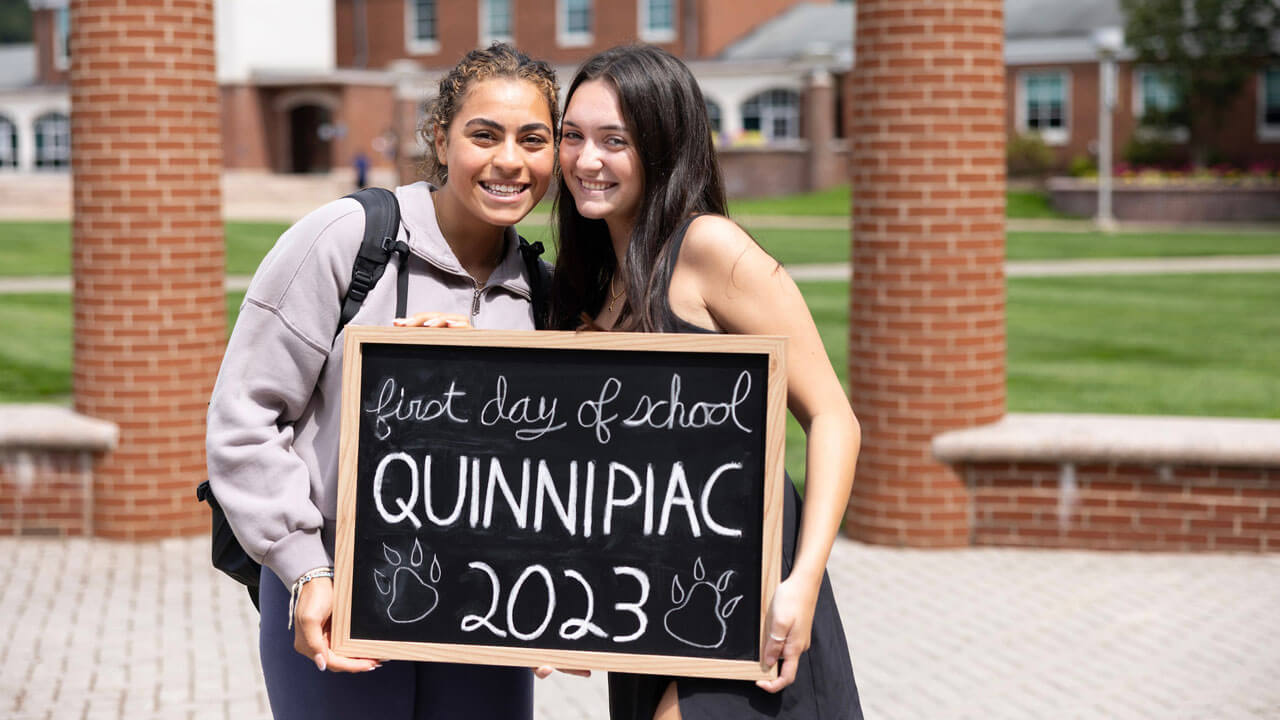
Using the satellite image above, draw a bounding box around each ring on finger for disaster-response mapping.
[768,633,787,642]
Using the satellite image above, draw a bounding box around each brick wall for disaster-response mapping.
[1006,62,1280,171]
[1048,181,1280,222]
[846,0,1006,547]
[0,450,94,536]
[334,0,823,70]
[69,0,224,539]
[695,0,829,59]
[965,461,1279,551]
[1005,61,1130,170]
[32,7,69,87]
[337,83,398,175]
[220,85,270,170]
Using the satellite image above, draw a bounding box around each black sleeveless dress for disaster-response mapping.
[606,217,864,720]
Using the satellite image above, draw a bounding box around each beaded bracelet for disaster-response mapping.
[288,566,335,630]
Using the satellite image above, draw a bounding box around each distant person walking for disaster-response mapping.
[354,151,370,189]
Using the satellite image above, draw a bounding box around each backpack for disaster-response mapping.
[197,187,550,609]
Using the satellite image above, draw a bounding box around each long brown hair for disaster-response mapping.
[548,45,727,331]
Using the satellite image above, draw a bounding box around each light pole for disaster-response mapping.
[1092,26,1124,232]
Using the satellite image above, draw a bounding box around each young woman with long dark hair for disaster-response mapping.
[546,44,864,720]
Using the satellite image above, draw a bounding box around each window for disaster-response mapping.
[0,116,16,169]
[558,0,592,46]
[741,89,800,143]
[481,0,513,44]
[34,112,71,170]
[406,0,439,53]
[55,7,70,70]
[705,98,722,139]
[639,0,676,43]
[1019,71,1068,145]
[1134,67,1187,142]
[1135,68,1182,121]
[1261,67,1280,141]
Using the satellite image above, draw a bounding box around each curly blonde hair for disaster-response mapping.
[419,43,560,186]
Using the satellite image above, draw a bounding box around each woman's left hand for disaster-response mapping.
[393,312,472,328]
[756,574,820,693]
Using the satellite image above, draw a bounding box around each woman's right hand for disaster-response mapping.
[293,577,382,673]
[394,312,472,328]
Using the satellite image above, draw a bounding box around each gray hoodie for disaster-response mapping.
[206,182,543,588]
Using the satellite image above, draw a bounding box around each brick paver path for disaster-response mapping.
[3,536,1278,719]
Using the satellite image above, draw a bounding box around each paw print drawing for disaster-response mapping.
[662,557,743,649]
[373,538,441,625]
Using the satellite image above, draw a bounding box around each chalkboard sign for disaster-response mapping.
[332,327,786,681]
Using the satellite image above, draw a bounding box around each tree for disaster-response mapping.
[1120,0,1280,165]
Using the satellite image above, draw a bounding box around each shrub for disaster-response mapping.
[1122,135,1181,168]
[1007,132,1056,178]
[1068,154,1097,178]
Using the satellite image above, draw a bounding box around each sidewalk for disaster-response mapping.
[2,535,1278,720]
[3,171,1279,235]
[3,255,1280,295]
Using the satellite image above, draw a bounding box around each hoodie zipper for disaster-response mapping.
[403,248,532,318]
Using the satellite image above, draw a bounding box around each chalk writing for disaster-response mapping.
[344,336,776,667]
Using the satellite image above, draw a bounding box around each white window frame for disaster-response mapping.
[1132,66,1188,143]
[1016,69,1070,146]
[638,0,676,44]
[1259,67,1280,143]
[0,115,17,169]
[34,112,71,170]
[740,88,801,144]
[54,7,70,71]
[405,0,440,55]
[479,0,513,45]
[557,0,593,48]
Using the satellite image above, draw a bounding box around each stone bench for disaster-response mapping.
[933,413,1280,552]
[0,404,118,536]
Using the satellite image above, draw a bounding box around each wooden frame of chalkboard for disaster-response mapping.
[332,327,786,681]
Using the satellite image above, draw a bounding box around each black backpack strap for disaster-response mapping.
[517,235,550,330]
[339,187,409,336]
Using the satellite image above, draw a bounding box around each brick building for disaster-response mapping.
[3,0,1278,189]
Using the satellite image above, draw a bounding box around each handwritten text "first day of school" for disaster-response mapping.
[366,372,755,444]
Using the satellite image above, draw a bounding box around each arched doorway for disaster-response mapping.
[288,104,333,173]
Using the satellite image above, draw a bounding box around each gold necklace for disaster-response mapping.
[608,276,626,312]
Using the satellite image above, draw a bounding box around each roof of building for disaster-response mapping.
[721,3,855,64]
[0,44,36,89]
[719,0,1128,65]
[1005,0,1124,39]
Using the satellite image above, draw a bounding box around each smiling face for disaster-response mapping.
[559,79,644,236]
[433,77,555,229]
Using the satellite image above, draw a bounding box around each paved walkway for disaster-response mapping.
[2,255,1279,295]
[2,535,1278,720]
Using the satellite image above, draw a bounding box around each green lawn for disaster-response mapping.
[1006,273,1280,418]
[727,186,1068,220]
[729,185,853,216]
[7,220,1279,275]
[1004,189,1065,219]
[6,275,1276,481]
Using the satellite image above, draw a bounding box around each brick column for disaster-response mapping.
[845,1,1006,546]
[803,68,836,191]
[70,0,224,538]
